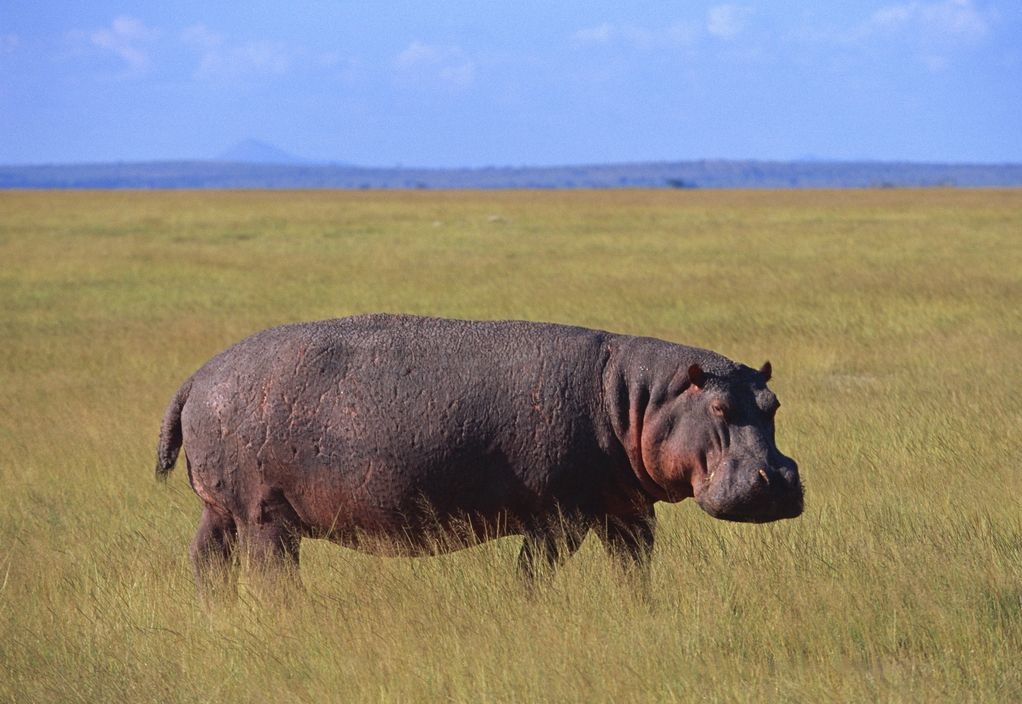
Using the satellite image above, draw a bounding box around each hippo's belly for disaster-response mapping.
[274,448,540,554]
[249,410,550,551]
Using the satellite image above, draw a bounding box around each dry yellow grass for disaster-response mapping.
[1,188,1020,702]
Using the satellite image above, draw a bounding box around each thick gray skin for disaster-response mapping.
[156,314,803,592]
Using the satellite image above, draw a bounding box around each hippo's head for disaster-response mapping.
[641,361,803,523]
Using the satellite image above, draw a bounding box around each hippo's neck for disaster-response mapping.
[600,341,675,503]
[600,335,739,504]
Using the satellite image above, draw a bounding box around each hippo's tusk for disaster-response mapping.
[758,468,770,485]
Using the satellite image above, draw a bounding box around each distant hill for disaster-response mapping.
[216,140,309,165]
[2,159,1020,190]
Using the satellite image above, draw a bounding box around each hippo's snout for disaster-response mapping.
[764,463,804,520]
[698,457,803,523]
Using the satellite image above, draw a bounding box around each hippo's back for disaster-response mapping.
[188,314,613,412]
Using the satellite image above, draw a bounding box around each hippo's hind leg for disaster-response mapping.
[190,504,238,601]
[238,489,304,594]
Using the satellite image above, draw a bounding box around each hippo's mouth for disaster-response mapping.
[703,496,804,523]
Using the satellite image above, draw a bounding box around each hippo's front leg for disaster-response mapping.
[595,506,656,572]
[516,513,590,585]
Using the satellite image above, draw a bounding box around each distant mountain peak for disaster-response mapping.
[216,139,306,164]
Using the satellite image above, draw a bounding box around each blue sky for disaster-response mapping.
[1,1,1019,166]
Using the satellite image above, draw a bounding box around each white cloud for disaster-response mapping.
[790,0,995,72]
[394,41,475,89]
[707,4,754,39]
[89,16,158,73]
[867,0,990,41]
[438,61,475,88]
[846,0,993,71]
[182,24,290,80]
[394,41,440,68]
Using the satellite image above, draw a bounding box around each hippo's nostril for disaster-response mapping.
[777,463,799,485]
[757,468,770,485]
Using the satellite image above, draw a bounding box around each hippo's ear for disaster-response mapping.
[759,361,772,383]
[672,363,706,395]
[687,363,706,390]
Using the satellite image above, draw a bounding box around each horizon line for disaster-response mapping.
[4,156,1022,170]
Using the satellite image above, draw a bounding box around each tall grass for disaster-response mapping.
[1,189,1020,702]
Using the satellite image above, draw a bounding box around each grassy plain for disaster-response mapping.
[1,188,1020,702]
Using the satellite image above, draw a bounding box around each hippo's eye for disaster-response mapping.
[710,400,728,420]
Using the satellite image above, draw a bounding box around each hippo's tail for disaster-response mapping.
[155,378,192,481]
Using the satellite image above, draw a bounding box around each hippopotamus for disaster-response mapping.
[156,314,802,593]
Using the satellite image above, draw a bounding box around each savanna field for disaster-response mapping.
[1,189,1020,702]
